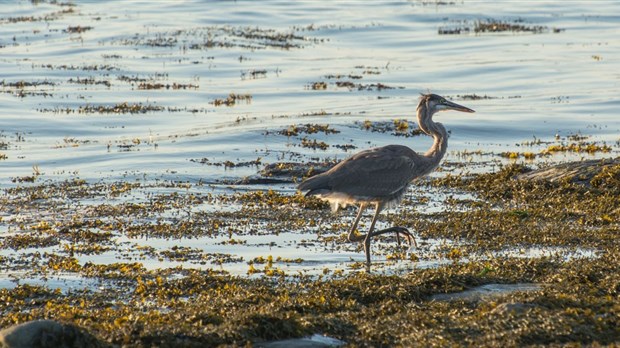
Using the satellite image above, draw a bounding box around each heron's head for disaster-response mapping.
[418,93,475,116]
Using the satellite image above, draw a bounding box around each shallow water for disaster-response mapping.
[0,1,618,284]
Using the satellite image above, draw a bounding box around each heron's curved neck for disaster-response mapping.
[417,104,447,164]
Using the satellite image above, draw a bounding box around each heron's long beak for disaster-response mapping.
[445,100,475,113]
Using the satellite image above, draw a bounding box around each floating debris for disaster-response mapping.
[36,63,118,71]
[541,142,611,155]
[499,151,536,160]
[138,82,198,90]
[241,69,268,79]
[439,18,563,35]
[67,77,111,87]
[457,94,497,100]
[308,81,327,90]
[324,74,362,80]
[0,80,56,88]
[191,157,263,168]
[0,7,74,24]
[211,93,252,107]
[333,143,357,151]
[300,137,329,150]
[63,25,93,34]
[475,19,547,33]
[78,102,165,114]
[358,119,424,137]
[276,124,340,137]
[335,81,398,91]
[118,25,321,50]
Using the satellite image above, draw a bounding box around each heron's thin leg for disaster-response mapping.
[347,203,367,242]
[363,203,383,266]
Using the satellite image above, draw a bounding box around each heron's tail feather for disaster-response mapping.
[297,173,348,212]
[305,188,331,197]
[297,173,330,194]
[298,173,341,212]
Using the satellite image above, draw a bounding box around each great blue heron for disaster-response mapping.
[297,93,475,267]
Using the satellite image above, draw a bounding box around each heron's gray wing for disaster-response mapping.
[325,145,421,198]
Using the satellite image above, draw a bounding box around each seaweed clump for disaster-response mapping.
[0,255,618,346]
[425,162,619,250]
[0,161,619,346]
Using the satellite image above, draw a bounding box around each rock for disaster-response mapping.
[516,157,620,187]
[256,334,345,348]
[430,283,542,302]
[0,320,106,348]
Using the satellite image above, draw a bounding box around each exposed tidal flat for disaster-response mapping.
[0,0,619,346]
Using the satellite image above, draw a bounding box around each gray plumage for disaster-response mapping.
[297,93,475,268]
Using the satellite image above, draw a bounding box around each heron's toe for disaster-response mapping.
[395,228,417,248]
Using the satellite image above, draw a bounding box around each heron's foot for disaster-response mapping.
[368,226,417,248]
[347,227,417,268]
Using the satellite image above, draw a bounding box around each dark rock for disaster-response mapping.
[0,320,106,348]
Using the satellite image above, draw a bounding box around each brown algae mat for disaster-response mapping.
[0,160,619,346]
